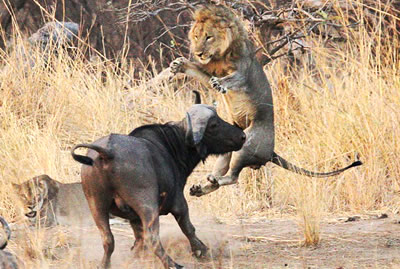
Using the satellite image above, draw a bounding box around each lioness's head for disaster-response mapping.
[189,5,248,65]
[12,175,59,218]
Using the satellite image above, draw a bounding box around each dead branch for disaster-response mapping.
[116,0,202,24]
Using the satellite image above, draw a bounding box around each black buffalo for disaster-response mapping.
[71,104,246,269]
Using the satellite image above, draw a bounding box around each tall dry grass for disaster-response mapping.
[0,2,399,265]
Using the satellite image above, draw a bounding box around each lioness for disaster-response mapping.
[170,4,361,196]
[13,174,92,226]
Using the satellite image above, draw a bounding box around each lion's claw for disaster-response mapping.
[170,57,186,74]
[190,184,203,197]
[209,77,227,93]
[207,175,219,186]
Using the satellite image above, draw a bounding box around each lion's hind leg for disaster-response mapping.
[212,153,232,176]
[190,151,247,197]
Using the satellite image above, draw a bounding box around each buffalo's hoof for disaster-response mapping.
[98,262,111,269]
[169,264,185,269]
[170,57,186,74]
[131,239,147,257]
[193,247,209,260]
[207,174,219,186]
[190,184,204,197]
[209,77,227,94]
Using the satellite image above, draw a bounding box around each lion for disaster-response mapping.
[170,4,361,197]
[13,174,93,226]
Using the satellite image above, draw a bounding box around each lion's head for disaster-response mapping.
[13,175,59,219]
[189,5,248,65]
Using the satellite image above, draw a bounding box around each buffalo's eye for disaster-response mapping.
[208,121,218,130]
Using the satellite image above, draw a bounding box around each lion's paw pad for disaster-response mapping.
[209,77,227,93]
[190,184,203,197]
[170,57,185,74]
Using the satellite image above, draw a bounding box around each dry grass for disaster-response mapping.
[0,2,399,266]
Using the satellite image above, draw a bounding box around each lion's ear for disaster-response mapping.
[11,183,20,190]
[216,19,229,28]
[46,178,59,200]
[38,179,49,198]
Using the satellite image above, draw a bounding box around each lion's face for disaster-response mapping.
[189,20,233,65]
[13,175,58,218]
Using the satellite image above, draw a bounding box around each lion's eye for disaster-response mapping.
[206,35,213,41]
[194,35,198,40]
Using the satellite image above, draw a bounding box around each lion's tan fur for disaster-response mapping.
[189,5,248,75]
[189,5,257,128]
[13,175,93,226]
[222,91,257,129]
[169,4,360,197]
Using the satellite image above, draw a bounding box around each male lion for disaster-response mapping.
[13,174,93,226]
[170,4,362,196]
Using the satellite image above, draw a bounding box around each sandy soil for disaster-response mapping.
[11,213,400,269]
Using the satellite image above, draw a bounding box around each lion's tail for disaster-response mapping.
[272,152,362,178]
[71,144,114,166]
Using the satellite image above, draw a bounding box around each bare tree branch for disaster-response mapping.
[115,1,202,24]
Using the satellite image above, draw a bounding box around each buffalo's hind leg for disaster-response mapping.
[118,190,183,269]
[130,219,148,257]
[146,214,184,268]
[85,195,114,269]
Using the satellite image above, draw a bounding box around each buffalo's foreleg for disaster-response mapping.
[172,197,208,258]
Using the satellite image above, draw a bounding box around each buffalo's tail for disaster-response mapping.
[71,144,114,166]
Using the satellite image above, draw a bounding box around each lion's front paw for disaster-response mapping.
[170,57,187,74]
[190,184,204,197]
[207,174,219,186]
[209,76,227,94]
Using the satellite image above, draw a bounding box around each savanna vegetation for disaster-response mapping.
[0,0,399,267]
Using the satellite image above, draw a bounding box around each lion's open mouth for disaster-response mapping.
[25,210,37,218]
[197,56,212,65]
[24,197,44,218]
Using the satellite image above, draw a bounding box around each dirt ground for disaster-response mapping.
[11,213,400,269]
